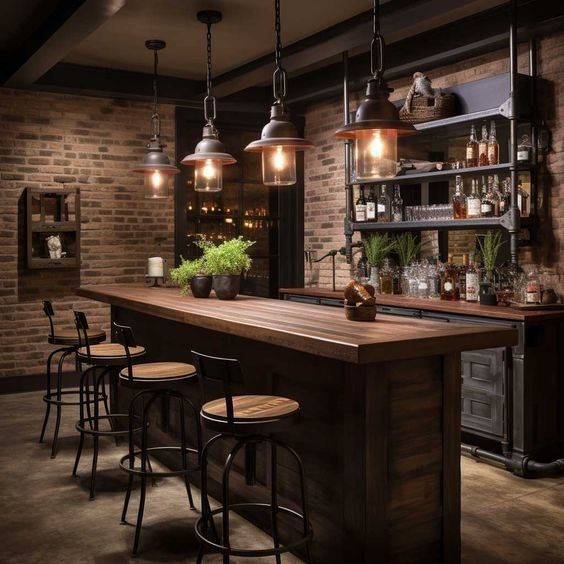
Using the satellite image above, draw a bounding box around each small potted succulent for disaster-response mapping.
[203,236,255,300]
[169,257,212,298]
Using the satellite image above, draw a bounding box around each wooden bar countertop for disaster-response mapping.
[77,284,517,364]
[279,287,564,322]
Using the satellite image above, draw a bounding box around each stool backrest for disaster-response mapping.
[113,322,137,380]
[191,351,243,425]
[43,300,55,338]
[73,311,90,356]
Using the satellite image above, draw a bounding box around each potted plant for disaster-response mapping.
[476,230,505,305]
[363,234,396,293]
[169,257,212,298]
[395,233,421,294]
[203,236,255,300]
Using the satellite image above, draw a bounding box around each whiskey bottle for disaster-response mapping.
[458,253,469,300]
[391,184,403,222]
[487,176,500,216]
[467,179,481,218]
[366,186,376,221]
[440,254,460,301]
[465,255,479,302]
[499,177,511,215]
[377,185,391,222]
[466,124,479,168]
[480,176,494,217]
[487,121,500,165]
[355,187,367,222]
[452,175,467,219]
[478,123,489,166]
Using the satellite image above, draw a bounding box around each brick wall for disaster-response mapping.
[304,31,564,291]
[0,89,175,378]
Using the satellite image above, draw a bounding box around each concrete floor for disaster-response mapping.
[1,391,563,563]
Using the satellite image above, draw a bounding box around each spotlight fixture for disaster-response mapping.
[181,10,236,192]
[132,40,179,198]
[335,0,416,181]
[244,0,313,186]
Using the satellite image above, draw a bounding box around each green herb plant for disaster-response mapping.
[363,233,396,267]
[476,230,505,274]
[395,232,421,267]
[203,236,255,276]
[169,257,206,295]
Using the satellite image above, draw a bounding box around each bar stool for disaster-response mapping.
[39,300,106,458]
[192,351,313,564]
[72,311,146,500]
[115,323,202,556]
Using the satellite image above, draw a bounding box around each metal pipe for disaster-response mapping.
[343,51,354,263]
[509,0,520,265]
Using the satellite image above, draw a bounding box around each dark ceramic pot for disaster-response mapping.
[190,275,212,298]
[479,282,498,306]
[213,275,241,300]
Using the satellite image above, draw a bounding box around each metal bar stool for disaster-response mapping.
[192,351,313,564]
[39,300,106,459]
[72,311,146,500]
[115,322,202,556]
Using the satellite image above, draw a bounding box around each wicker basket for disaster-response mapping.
[399,93,456,124]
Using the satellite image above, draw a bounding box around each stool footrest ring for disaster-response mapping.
[76,414,141,437]
[119,446,200,477]
[195,502,313,558]
[43,389,106,407]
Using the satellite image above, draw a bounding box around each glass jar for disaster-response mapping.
[517,135,532,163]
[379,259,394,295]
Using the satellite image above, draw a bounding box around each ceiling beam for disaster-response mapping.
[2,0,127,87]
[210,0,507,99]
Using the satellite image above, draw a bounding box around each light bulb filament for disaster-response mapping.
[273,147,286,171]
[151,170,163,188]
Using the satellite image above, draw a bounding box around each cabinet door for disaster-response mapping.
[461,347,506,438]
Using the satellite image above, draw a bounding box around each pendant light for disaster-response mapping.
[244,0,313,186]
[132,40,179,199]
[181,10,236,192]
[335,0,416,181]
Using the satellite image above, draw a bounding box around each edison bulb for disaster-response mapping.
[144,169,170,198]
[354,129,398,181]
[262,146,296,186]
[195,159,223,192]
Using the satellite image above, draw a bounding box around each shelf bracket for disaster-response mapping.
[499,97,513,119]
[499,208,520,231]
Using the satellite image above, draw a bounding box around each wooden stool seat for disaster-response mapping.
[119,362,197,383]
[202,395,300,423]
[77,343,145,362]
[49,329,106,346]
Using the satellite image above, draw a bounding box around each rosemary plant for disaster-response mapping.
[476,230,505,273]
[395,233,421,268]
[363,233,396,267]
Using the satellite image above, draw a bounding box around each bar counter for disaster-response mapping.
[77,284,518,563]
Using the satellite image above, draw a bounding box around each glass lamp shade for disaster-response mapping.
[262,146,296,186]
[194,159,223,192]
[353,129,398,181]
[144,169,174,199]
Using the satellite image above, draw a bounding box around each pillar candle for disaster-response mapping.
[148,256,164,278]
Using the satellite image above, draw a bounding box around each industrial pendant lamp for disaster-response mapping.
[132,40,179,198]
[181,10,236,192]
[335,0,416,180]
[245,0,313,186]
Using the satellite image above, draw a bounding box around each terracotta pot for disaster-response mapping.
[213,275,241,300]
[190,275,212,298]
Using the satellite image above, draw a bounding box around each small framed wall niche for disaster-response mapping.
[26,187,81,269]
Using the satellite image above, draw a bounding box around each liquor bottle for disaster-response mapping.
[480,176,494,217]
[440,254,460,301]
[499,177,511,215]
[467,179,481,218]
[465,255,479,302]
[466,124,479,168]
[366,186,376,221]
[478,123,489,166]
[391,184,403,222]
[377,184,391,222]
[517,179,530,218]
[458,253,469,300]
[487,176,500,216]
[355,187,367,222]
[487,121,500,165]
[452,175,467,219]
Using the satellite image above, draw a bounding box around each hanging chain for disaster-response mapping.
[151,49,161,139]
[272,0,287,102]
[204,22,217,123]
[370,0,385,80]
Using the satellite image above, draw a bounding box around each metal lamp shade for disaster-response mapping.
[181,126,236,193]
[245,103,313,186]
